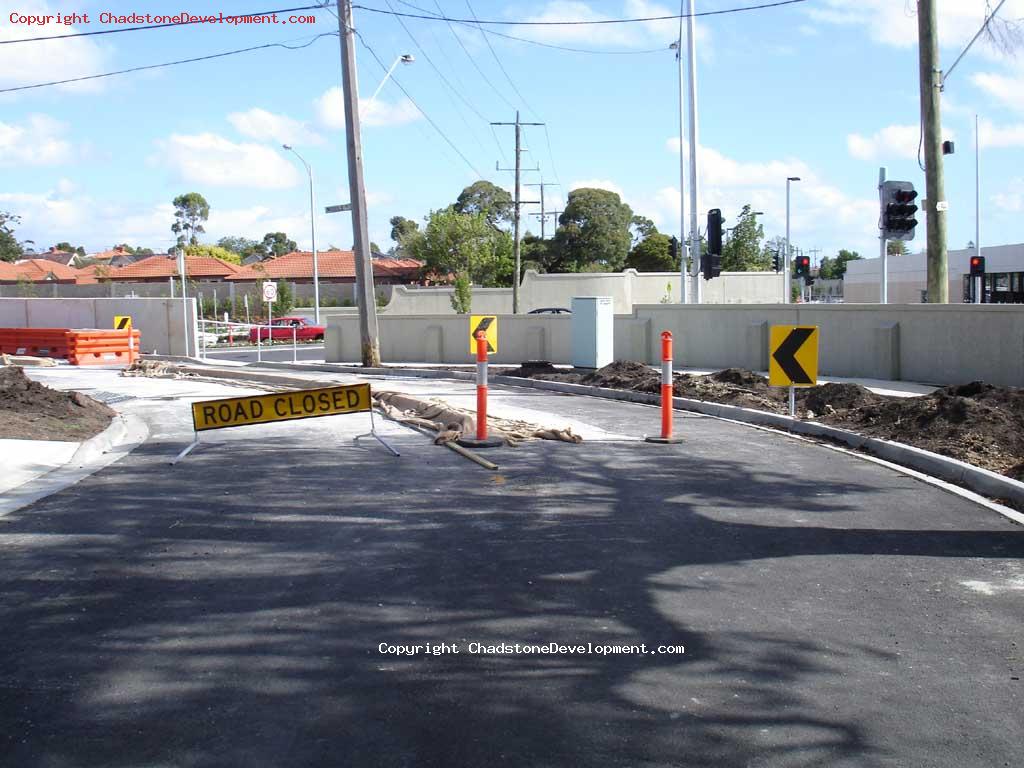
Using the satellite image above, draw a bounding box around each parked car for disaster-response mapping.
[528,307,572,314]
[249,316,327,342]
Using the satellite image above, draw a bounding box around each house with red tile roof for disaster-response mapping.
[104,254,241,283]
[225,250,423,284]
[1,258,83,284]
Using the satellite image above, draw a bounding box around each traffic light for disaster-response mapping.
[771,251,781,272]
[880,181,918,241]
[702,252,722,281]
[707,209,723,256]
[669,236,679,265]
[969,255,986,276]
[794,255,810,279]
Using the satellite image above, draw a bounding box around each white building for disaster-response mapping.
[844,243,1024,303]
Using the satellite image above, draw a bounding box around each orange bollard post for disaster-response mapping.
[645,331,682,443]
[458,331,503,448]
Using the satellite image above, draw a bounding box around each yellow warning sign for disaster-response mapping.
[114,315,132,330]
[469,315,498,354]
[191,382,371,432]
[769,326,819,387]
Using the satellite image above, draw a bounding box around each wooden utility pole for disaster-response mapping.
[492,111,542,313]
[918,0,948,303]
[526,180,559,239]
[336,0,381,364]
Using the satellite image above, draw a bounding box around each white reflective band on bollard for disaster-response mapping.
[477,362,488,387]
[662,360,672,386]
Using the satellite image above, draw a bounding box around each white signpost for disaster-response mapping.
[263,282,277,347]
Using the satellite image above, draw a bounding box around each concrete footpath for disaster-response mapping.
[1,365,1022,767]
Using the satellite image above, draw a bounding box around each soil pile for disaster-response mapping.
[504,361,1024,479]
[0,366,114,441]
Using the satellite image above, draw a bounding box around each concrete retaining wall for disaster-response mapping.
[0,297,198,356]
[382,270,783,315]
[326,303,1024,386]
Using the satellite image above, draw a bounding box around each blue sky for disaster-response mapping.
[2,0,1023,263]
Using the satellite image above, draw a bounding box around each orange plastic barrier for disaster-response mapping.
[0,328,141,365]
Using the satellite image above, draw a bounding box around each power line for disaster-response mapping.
[464,0,537,119]
[0,3,328,45]
[0,32,336,94]
[396,0,665,54]
[353,0,809,26]
[354,28,484,177]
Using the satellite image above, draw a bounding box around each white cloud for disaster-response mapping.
[227,108,323,146]
[315,87,422,129]
[0,114,72,166]
[365,190,394,208]
[520,0,709,50]
[154,133,300,189]
[971,71,1024,113]
[992,178,1024,212]
[0,2,110,92]
[978,118,1024,148]
[846,124,921,160]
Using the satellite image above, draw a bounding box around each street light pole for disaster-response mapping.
[282,145,319,323]
[369,53,414,102]
[785,177,800,304]
[670,37,687,304]
[684,0,701,305]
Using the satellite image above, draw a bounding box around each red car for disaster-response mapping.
[249,316,326,343]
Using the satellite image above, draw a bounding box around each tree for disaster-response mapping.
[217,236,258,258]
[185,244,242,265]
[454,180,513,227]
[1,211,29,262]
[720,205,767,271]
[171,192,210,247]
[53,241,86,257]
[625,232,676,272]
[389,215,420,256]
[407,207,513,313]
[887,240,908,256]
[119,244,154,256]
[819,249,862,279]
[550,188,633,273]
[259,231,296,258]
[630,215,658,247]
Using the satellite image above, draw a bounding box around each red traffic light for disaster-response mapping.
[969,255,986,276]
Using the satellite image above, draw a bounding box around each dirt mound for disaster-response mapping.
[0,365,114,441]
[502,360,1024,480]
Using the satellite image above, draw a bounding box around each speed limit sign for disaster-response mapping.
[262,282,277,303]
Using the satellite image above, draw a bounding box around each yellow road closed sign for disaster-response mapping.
[191,382,371,432]
[769,326,819,387]
[469,315,498,354]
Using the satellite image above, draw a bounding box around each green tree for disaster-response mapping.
[721,205,767,271]
[407,207,513,313]
[185,243,242,265]
[520,233,553,273]
[625,232,676,272]
[630,215,658,247]
[1,212,29,262]
[887,240,908,256]
[454,180,513,227]
[259,231,296,258]
[550,188,633,273]
[53,241,86,257]
[171,192,210,247]
[389,215,420,247]
[819,249,862,279]
[217,236,258,258]
[118,243,154,256]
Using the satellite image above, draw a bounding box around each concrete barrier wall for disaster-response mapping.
[381,270,784,315]
[327,303,1024,386]
[0,298,198,355]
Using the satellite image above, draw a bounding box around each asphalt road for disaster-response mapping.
[2,369,1022,767]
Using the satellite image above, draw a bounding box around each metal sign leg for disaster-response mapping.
[171,432,201,465]
[354,406,400,457]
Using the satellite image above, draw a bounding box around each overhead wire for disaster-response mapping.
[353,27,485,177]
[353,0,810,26]
[0,32,337,94]
[463,0,538,120]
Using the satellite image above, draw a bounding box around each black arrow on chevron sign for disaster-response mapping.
[472,317,495,353]
[773,327,814,384]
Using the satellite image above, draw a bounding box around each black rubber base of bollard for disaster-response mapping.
[457,436,505,449]
[644,436,683,444]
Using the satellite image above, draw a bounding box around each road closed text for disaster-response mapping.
[191,383,371,432]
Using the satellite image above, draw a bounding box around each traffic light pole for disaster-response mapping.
[879,166,888,304]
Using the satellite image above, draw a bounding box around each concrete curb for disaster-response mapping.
[0,413,149,517]
[142,356,1024,514]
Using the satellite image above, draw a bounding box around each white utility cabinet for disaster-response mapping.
[571,296,614,368]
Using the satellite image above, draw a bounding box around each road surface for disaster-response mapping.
[2,366,1021,767]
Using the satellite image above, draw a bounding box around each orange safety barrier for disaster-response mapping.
[0,328,141,365]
